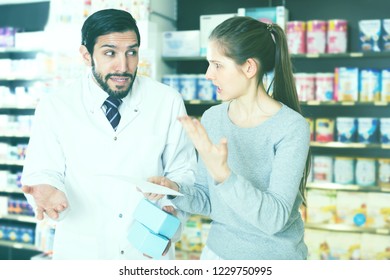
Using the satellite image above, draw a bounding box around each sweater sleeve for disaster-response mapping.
[169,156,212,216]
[214,118,310,235]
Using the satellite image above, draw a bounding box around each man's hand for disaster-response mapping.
[138,176,180,201]
[22,184,69,220]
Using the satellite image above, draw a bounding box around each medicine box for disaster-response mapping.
[237,6,289,30]
[200,13,236,56]
[133,199,180,239]
[359,19,381,52]
[162,30,200,57]
[127,221,169,259]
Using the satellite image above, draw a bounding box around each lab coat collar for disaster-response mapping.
[84,69,142,113]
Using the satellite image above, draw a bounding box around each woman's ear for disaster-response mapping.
[79,45,92,66]
[243,58,258,78]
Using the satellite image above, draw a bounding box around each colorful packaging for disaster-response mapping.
[327,19,348,53]
[334,67,359,101]
[366,193,390,228]
[294,73,315,101]
[307,20,327,53]
[161,74,180,92]
[378,158,390,188]
[381,69,390,102]
[355,158,377,187]
[315,118,334,142]
[0,27,16,47]
[336,117,357,142]
[334,157,355,184]
[315,73,334,101]
[358,19,381,52]
[357,118,379,143]
[313,155,333,182]
[286,21,306,54]
[359,69,381,102]
[381,19,390,51]
[379,118,390,143]
[179,74,198,100]
[336,191,368,227]
[361,233,390,260]
[306,189,337,223]
[307,118,314,141]
[197,74,215,100]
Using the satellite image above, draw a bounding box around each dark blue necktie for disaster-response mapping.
[104,96,122,130]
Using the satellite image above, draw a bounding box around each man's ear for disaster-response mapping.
[243,58,258,79]
[79,45,92,66]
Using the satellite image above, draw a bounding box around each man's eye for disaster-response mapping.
[105,51,114,56]
[127,50,137,56]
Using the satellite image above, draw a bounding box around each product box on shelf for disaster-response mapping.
[359,68,381,102]
[382,19,390,51]
[286,21,306,54]
[162,30,200,57]
[306,20,327,54]
[306,189,337,223]
[378,158,390,188]
[315,118,334,142]
[336,117,357,143]
[200,13,236,56]
[359,19,381,52]
[366,192,390,228]
[327,19,348,54]
[334,157,355,185]
[361,233,390,259]
[237,6,288,30]
[334,67,359,101]
[336,191,369,227]
[382,69,390,102]
[313,155,333,183]
[0,27,16,47]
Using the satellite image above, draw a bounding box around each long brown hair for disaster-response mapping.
[210,16,311,206]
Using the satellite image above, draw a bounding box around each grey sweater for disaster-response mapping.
[171,102,310,260]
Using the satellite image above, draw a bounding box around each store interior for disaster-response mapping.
[0,0,390,260]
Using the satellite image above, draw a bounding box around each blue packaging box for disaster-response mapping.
[133,199,180,239]
[127,221,169,259]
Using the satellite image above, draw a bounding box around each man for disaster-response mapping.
[21,9,196,259]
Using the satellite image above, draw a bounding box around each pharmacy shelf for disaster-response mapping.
[0,214,35,223]
[0,159,24,167]
[163,52,390,62]
[306,182,390,193]
[291,52,390,59]
[0,239,38,251]
[310,142,390,149]
[305,223,390,236]
[0,187,23,194]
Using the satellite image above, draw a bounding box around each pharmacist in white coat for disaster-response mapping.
[21,9,196,259]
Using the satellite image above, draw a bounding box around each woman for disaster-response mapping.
[148,16,311,260]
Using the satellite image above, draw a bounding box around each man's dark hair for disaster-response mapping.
[81,9,141,55]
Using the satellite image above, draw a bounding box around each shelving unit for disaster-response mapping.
[0,46,43,259]
[171,0,390,260]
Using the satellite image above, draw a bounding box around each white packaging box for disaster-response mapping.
[237,6,289,30]
[162,30,200,57]
[200,13,236,56]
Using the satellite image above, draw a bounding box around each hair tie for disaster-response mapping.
[266,23,274,32]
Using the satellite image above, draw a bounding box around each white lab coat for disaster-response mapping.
[21,71,197,259]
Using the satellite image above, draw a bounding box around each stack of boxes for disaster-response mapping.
[127,199,180,259]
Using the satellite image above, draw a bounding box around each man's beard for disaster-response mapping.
[92,64,137,99]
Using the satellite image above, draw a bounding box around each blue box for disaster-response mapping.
[127,221,169,259]
[133,199,180,239]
